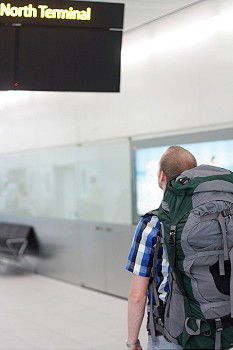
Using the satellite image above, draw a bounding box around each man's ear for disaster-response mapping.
[160,170,167,190]
[161,170,167,182]
[157,168,162,189]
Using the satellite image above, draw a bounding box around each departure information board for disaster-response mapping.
[0,1,124,92]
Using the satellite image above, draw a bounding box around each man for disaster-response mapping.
[125,145,197,350]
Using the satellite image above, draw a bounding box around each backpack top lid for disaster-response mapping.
[160,164,233,231]
[165,164,233,199]
[176,164,232,182]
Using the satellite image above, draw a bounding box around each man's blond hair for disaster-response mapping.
[160,145,197,181]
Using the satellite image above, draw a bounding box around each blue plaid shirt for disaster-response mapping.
[125,214,169,302]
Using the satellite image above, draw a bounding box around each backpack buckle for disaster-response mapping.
[169,226,176,247]
[215,318,223,332]
[157,317,163,325]
[203,330,211,337]
[178,176,190,185]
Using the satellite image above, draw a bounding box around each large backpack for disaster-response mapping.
[147,164,233,350]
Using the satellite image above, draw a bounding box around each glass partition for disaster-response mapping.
[0,139,132,224]
[132,130,233,221]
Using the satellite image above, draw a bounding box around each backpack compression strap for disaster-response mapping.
[148,231,179,345]
[148,233,162,342]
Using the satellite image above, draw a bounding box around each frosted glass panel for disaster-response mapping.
[75,140,132,224]
[0,139,132,224]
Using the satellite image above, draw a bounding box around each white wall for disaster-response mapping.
[0,0,232,153]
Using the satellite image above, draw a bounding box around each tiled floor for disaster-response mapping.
[0,267,148,350]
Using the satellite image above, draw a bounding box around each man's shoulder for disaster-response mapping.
[137,211,161,236]
[140,209,160,224]
[125,210,162,277]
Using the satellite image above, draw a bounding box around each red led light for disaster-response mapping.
[14,82,19,87]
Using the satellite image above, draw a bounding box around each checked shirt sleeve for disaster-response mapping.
[125,215,161,277]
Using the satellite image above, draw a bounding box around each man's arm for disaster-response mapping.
[127,274,150,349]
[125,214,160,348]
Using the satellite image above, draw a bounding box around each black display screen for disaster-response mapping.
[0,26,15,90]
[16,26,122,92]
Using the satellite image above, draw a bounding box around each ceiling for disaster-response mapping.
[86,0,203,31]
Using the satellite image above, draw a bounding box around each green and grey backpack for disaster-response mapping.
[147,164,233,350]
